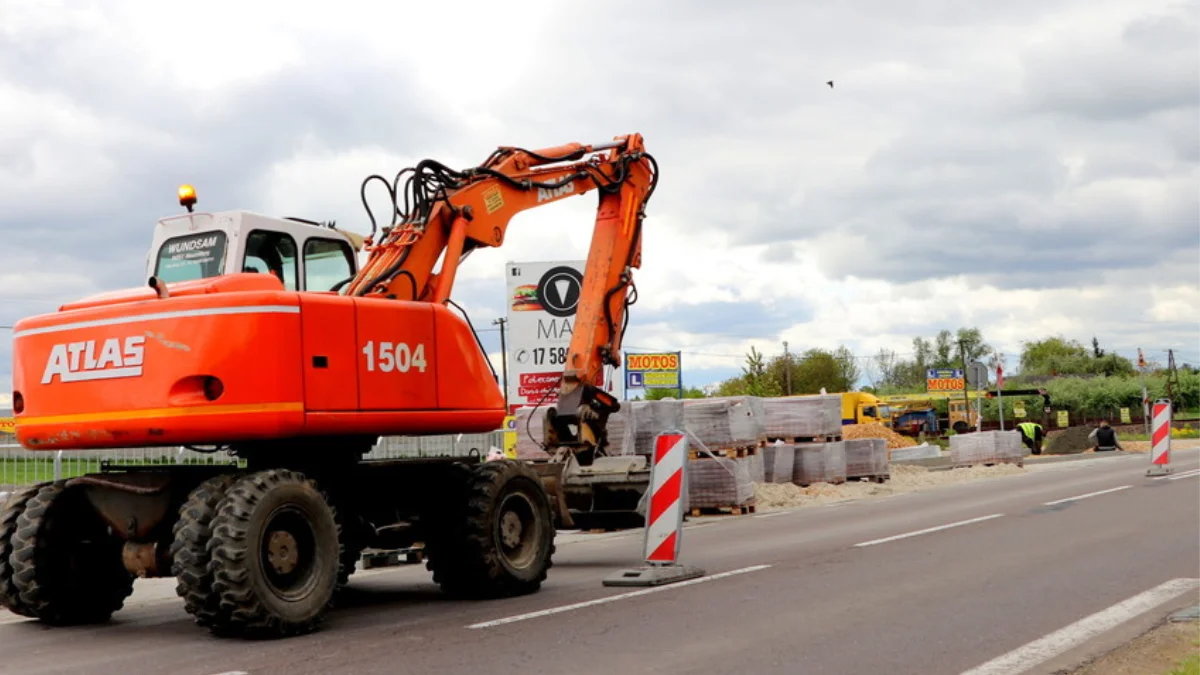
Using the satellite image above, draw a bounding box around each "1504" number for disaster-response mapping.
[362,341,428,373]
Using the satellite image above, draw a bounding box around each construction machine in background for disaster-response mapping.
[1,135,658,638]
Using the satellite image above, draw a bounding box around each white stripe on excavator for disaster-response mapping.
[11,305,301,338]
[466,564,772,629]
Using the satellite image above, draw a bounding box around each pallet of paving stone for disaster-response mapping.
[602,408,629,455]
[682,396,765,449]
[686,455,755,511]
[845,438,890,482]
[761,443,796,483]
[689,503,757,517]
[761,394,843,440]
[513,406,552,460]
[950,430,1025,468]
[792,440,847,486]
[621,399,685,456]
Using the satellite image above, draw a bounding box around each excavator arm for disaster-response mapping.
[345,134,658,462]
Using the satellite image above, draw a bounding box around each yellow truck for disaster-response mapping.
[841,392,891,426]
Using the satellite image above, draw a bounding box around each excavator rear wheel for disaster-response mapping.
[425,459,556,599]
[170,473,238,629]
[205,469,342,638]
[0,483,48,618]
[8,481,135,625]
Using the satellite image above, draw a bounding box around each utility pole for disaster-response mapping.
[783,340,792,396]
[492,317,509,410]
[958,338,971,431]
[1138,348,1150,434]
[995,351,1005,431]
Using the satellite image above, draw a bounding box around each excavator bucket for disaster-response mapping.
[531,454,651,531]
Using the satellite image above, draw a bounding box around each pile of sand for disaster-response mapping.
[1046,425,1094,454]
[842,423,917,449]
[753,463,1026,511]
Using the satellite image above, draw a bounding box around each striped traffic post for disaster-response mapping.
[603,430,705,587]
[1146,398,1172,477]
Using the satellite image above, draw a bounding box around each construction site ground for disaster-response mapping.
[1,447,1195,675]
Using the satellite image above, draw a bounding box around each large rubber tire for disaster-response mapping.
[425,460,556,599]
[206,469,342,638]
[0,484,47,617]
[9,481,135,625]
[170,473,238,629]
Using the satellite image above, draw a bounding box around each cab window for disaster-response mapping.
[863,406,877,418]
[303,238,356,291]
[244,230,298,290]
[155,231,227,282]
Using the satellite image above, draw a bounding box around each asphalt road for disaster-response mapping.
[1,450,1197,675]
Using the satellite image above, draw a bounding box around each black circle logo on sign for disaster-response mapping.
[536,266,583,318]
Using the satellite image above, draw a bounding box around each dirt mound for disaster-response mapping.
[843,423,916,449]
[1046,425,1094,454]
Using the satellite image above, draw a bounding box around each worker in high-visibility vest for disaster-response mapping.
[1018,421,1045,455]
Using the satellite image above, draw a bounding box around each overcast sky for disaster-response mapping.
[1,0,1197,401]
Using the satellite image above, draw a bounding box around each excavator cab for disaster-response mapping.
[145,185,365,293]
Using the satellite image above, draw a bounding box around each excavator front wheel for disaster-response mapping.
[425,459,556,599]
[205,469,342,638]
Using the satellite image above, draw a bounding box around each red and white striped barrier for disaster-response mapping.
[1147,398,1172,476]
[644,431,687,563]
[603,430,704,587]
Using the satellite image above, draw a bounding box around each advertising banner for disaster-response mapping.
[505,260,587,411]
[624,351,681,390]
[926,368,965,393]
[0,417,13,434]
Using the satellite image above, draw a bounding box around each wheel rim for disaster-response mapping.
[495,490,540,571]
[259,505,320,601]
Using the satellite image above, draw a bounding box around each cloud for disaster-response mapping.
[1,0,1197,400]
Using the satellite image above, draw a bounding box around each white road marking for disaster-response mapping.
[959,577,1200,675]
[754,511,788,519]
[1167,470,1200,481]
[1043,485,1132,506]
[466,564,772,629]
[853,514,1005,548]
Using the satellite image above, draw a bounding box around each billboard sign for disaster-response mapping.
[624,351,681,390]
[505,260,587,411]
[926,368,965,393]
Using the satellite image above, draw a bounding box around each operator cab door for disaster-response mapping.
[239,231,356,292]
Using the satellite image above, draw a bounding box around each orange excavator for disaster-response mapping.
[0,134,658,638]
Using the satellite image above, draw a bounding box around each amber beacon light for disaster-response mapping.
[178,184,197,212]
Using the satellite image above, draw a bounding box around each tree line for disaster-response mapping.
[632,329,1199,414]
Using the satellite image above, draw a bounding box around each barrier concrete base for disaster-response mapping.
[603,564,705,588]
[1146,464,1171,477]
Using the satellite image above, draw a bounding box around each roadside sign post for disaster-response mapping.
[1146,398,1172,477]
[603,431,704,587]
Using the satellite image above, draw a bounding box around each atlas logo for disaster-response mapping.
[41,336,146,384]
[536,181,575,203]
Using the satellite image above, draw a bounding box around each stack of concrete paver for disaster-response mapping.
[761,443,796,483]
[949,430,1025,468]
[845,438,889,481]
[622,399,685,456]
[686,456,755,511]
[792,441,847,485]
[682,396,763,449]
[761,394,843,439]
[512,406,551,460]
[603,409,628,455]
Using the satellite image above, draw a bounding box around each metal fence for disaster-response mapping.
[0,431,506,488]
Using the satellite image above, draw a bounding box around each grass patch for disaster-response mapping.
[1167,652,1199,675]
